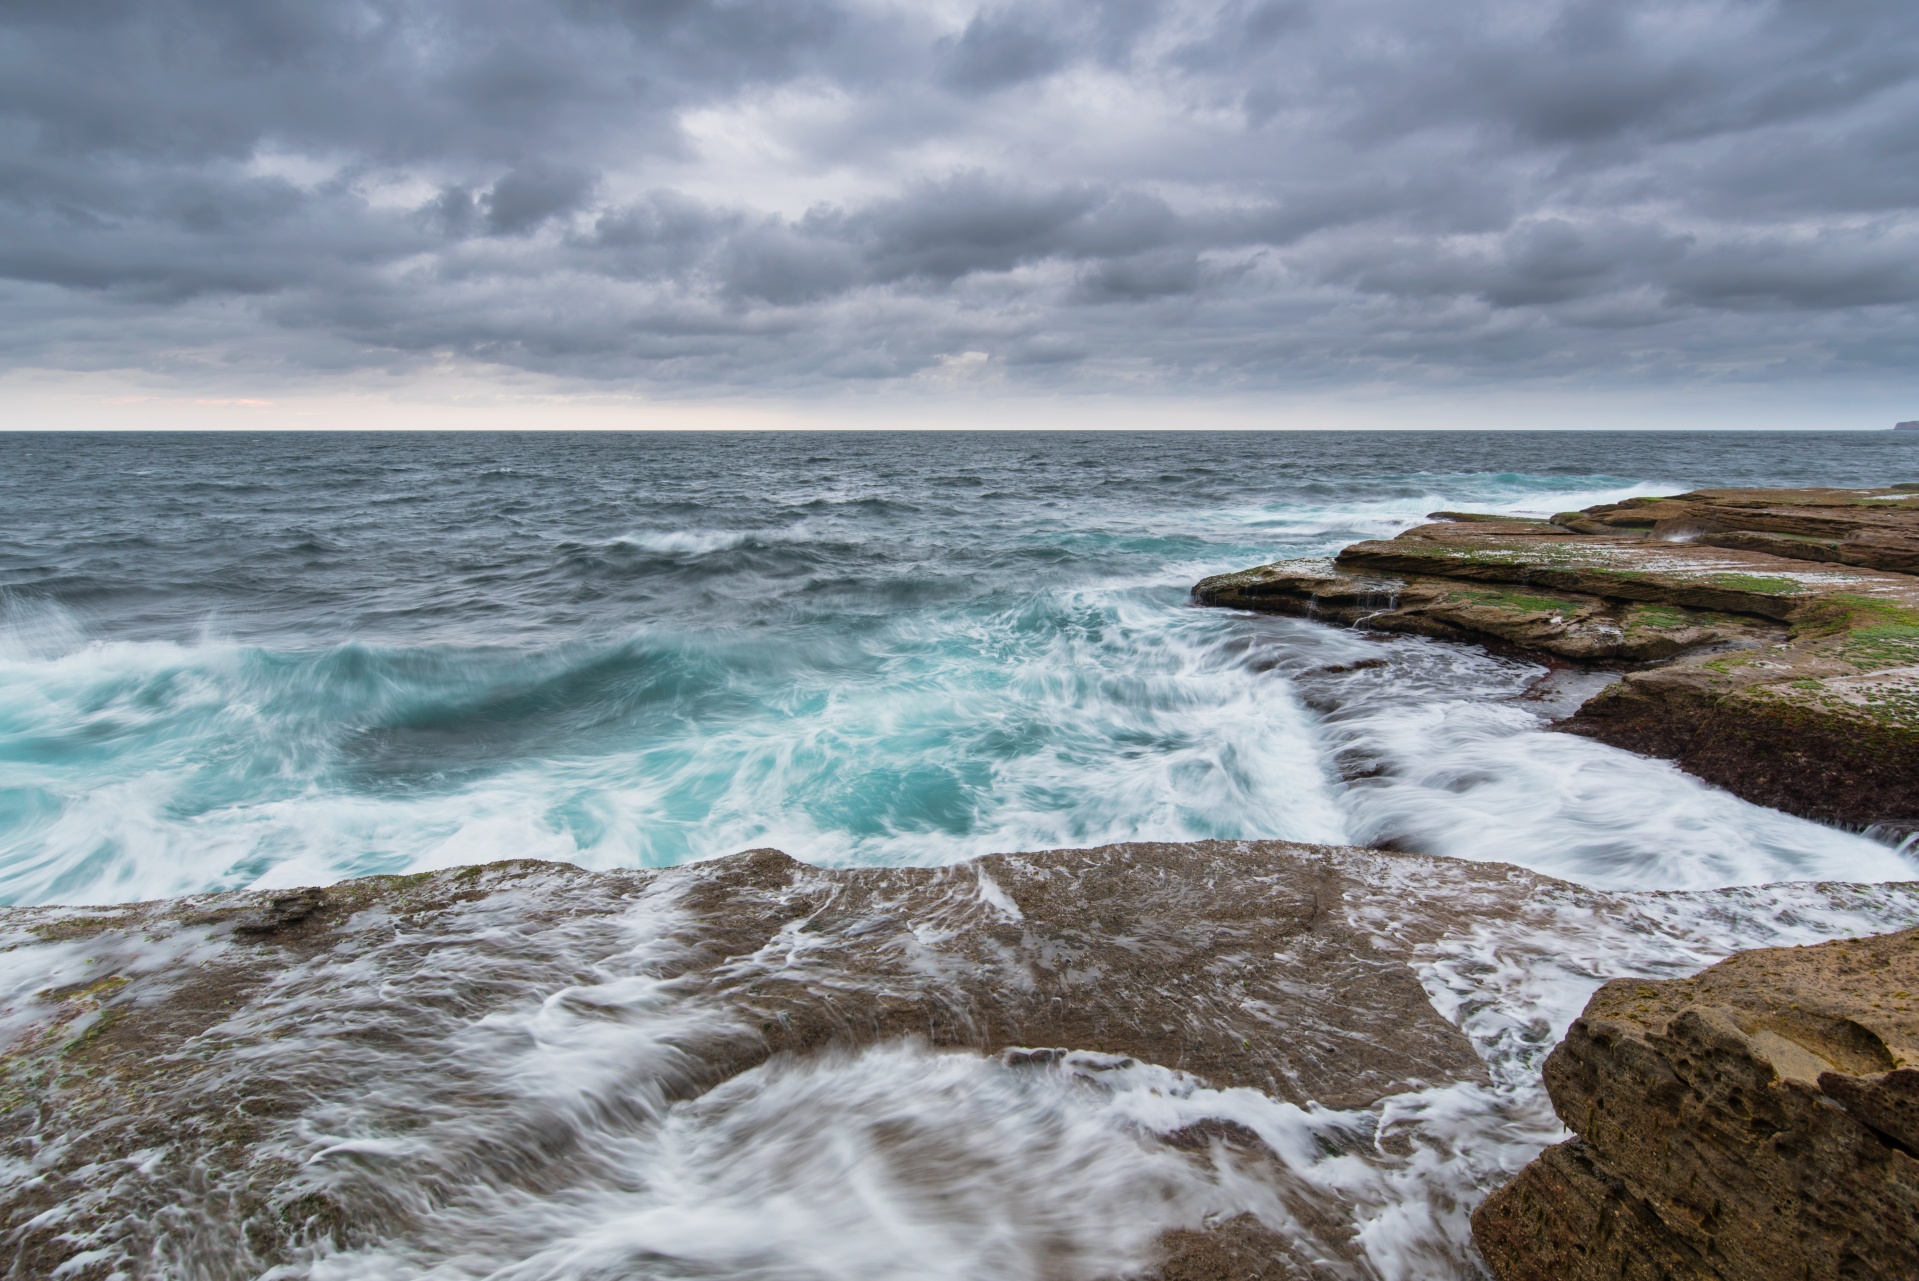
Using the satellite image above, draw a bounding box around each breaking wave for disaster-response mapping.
[2,431,1912,904]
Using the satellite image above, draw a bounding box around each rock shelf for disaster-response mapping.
[1472,927,1919,1281]
[1194,486,1919,827]
[0,840,1521,1279]
[5,845,1917,1279]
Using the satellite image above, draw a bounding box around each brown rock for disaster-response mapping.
[663,839,1489,1105]
[1584,487,1919,575]
[0,839,1530,1278]
[1194,486,1919,826]
[1146,1215,1317,1280]
[1191,550,1786,665]
[1473,928,1919,1281]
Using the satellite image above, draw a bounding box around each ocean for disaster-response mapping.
[5,429,1919,1280]
[4,429,1914,904]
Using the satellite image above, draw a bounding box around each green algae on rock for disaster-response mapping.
[1193,487,1919,828]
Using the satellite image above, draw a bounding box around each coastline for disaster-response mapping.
[1196,485,1919,831]
[6,840,1916,1279]
[3,464,1917,1278]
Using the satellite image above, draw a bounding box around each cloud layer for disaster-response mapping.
[3,0,1918,396]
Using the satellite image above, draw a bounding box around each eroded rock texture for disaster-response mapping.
[1473,927,1919,1281]
[1193,487,1919,826]
[1557,486,1919,575]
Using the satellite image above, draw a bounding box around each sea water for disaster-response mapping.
[5,429,1919,1279]
[3,429,1913,903]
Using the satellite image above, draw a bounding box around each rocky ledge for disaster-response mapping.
[0,840,1518,1280]
[1473,925,1919,1281]
[7,841,1919,1278]
[1194,486,1919,827]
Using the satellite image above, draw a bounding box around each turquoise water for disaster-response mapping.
[3,429,1915,903]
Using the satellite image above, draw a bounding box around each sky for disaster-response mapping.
[3,0,1918,429]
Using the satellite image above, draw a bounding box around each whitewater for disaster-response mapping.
[4,429,1919,1279]
[4,430,1915,903]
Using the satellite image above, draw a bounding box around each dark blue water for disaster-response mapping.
[3,430,1915,903]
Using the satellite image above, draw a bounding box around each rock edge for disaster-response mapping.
[1193,486,1919,827]
[1471,926,1919,1281]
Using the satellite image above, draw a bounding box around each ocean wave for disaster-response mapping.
[610,530,760,556]
[11,432,1919,1281]
[1211,474,1675,549]
[1,572,1900,907]
[2,437,1908,907]
[0,591,1349,903]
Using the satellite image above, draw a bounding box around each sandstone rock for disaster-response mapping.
[1570,487,1919,576]
[0,839,1534,1279]
[1149,1215,1317,1280]
[1194,489,1919,826]
[1563,653,1919,826]
[1473,927,1919,1281]
[1192,546,1786,665]
[1335,516,1919,620]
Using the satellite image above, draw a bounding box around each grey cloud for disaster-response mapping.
[1669,228,1919,310]
[2,0,1919,395]
[1326,219,1692,310]
[484,165,598,235]
[423,187,480,239]
[1074,250,1203,301]
[1169,0,1312,75]
[849,177,1108,282]
[699,178,1184,304]
[718,222,864,304]
[940,13,1069,92]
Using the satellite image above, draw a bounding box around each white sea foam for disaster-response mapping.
[1330,691,1908,889]
[11,433,1919,1277]
[1209,479,1675,547]
[0,468,1900,906]
[614,530,759,555]
[0,587,1353,903]
[1,574,1902,903]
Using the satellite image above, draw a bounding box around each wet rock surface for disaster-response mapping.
[0,840,1515,1280]
[1472,926,1919,1281]
[649,840,1490,1106]
[6,841,1918,1279]
[1194,487,1919,826]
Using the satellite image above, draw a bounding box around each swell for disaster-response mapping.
[1,434,1912,907]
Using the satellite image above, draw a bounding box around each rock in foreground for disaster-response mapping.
[0,840,1513,1280]
[1194,487,1919,826]
[7,842,1919,1279]
[1472,927,1919,1281]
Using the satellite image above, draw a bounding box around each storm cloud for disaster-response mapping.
[3,0,1917,395]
